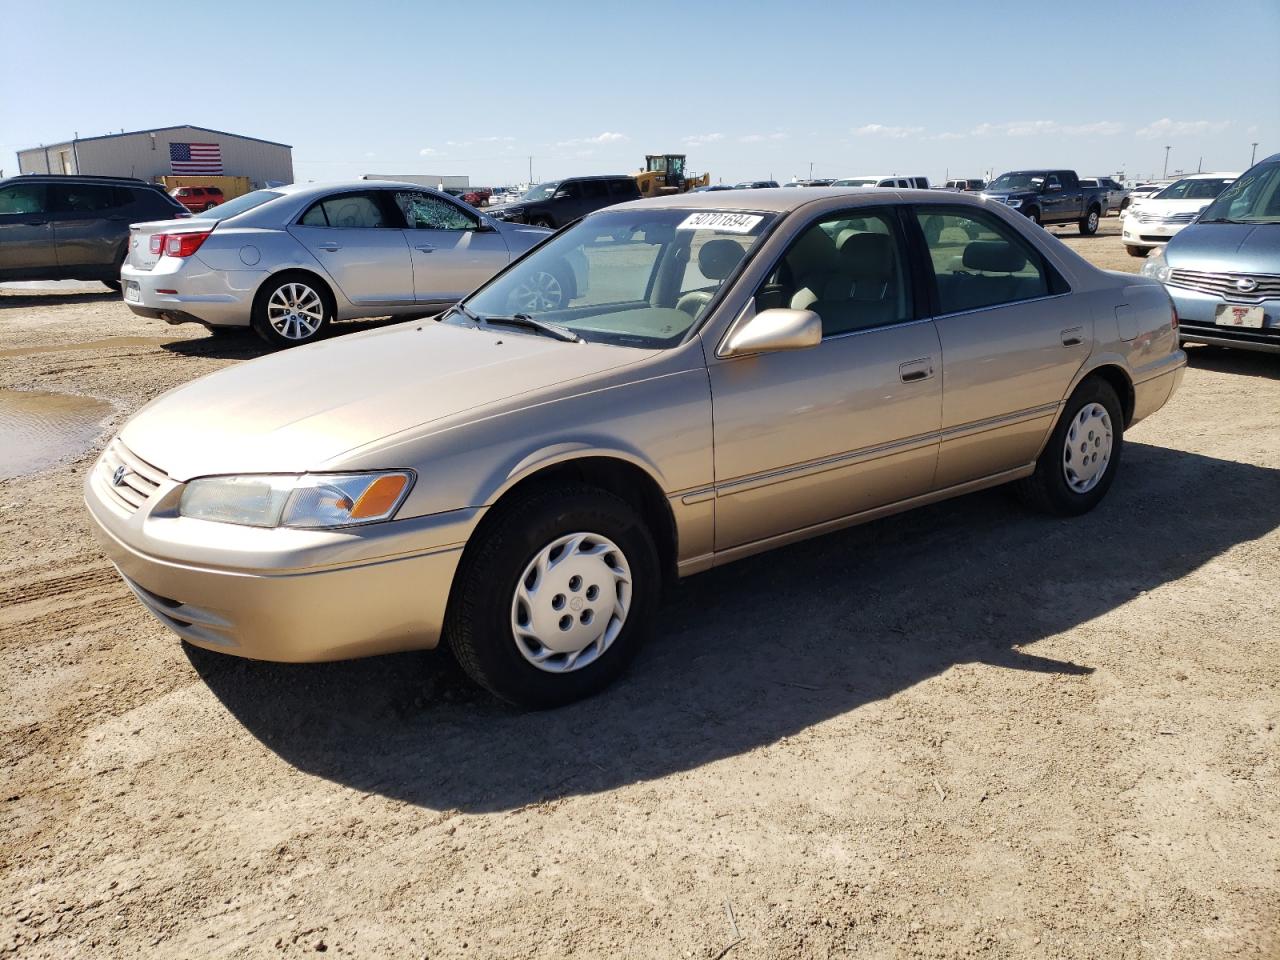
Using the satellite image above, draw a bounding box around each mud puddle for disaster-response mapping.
[0,389,113,479]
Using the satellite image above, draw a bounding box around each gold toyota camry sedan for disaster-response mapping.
[86,189,1186,707]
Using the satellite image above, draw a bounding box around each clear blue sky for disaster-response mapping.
[2,0,1276,186]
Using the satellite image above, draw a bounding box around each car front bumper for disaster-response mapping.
[1121,219,1187,248]
[1168,287,1280,354]
[121,258,265,328]
[84,443,475,662]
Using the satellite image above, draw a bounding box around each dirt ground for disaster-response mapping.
[2,217,1278,959]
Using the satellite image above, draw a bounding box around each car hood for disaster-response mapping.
[1130,199,1211,214]
[120,322,657,480]
[1165,223,1280,272]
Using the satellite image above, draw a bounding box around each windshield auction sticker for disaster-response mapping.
[676,212,764,233]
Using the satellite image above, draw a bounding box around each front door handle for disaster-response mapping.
[317,242,341,252]
[414,243,435,253]
[1060,326,1084,346]
[899,357,935,383]
[23,219,48,226]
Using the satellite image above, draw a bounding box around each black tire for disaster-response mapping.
[202,203,216,212]
[1026,207,1042,226]
[1126,245,1150,259]
[250,272,334,349]
[206,325,243,337]
[102,279,122,293]
[530,216,556,230]
[444,484,661,708]
[1120,198,1131,212]
[1078,207,1100,236]
[1016,377,1124,517]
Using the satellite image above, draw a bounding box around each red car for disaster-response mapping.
[462,189,491,206]
[169,185,225,213]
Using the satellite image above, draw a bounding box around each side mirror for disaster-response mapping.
[720,308,821,358]
[474,219,496,233]
[553,190,571,200]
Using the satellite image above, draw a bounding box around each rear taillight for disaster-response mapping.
[150,231,211,258]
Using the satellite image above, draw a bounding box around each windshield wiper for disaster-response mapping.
[481,313,583,343]
[442,302,482,324]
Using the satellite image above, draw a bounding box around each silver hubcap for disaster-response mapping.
[1062,402,1113,494]
[267,282,325,340]
[510,532,632,674]
[1088,212,1099,230]
[508,271,564,312]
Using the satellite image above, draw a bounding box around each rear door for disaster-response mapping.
[0,182,54,275]
[387,188,510,302]
[289,190,415,305]
[911,204,1088,487]
[48,182,128,272]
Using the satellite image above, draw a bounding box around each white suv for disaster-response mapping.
[1122,173,1239,258]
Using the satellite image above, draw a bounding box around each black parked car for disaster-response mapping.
[487,175,642,229]
[0,175,189,290]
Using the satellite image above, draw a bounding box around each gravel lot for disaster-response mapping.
[2,217,1278,959]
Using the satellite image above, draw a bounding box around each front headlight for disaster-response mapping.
[1140,250,1172,282]
[179,471,414,529]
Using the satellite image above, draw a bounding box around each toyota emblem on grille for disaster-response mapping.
[1236,277,1259,293]
[112,465,130,487]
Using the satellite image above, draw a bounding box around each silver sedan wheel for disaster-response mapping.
[266,282,325,340]
[510,532,632,674]
[1062,402,1113,493]
[508,271,564,312]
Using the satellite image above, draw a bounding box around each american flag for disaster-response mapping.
[169,142,223,174]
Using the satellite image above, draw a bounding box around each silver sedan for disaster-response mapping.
[120,180,566,347]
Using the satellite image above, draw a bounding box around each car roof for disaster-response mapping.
[1169,172,1240,180]
[608,186,985,215]
[4,173,151,186]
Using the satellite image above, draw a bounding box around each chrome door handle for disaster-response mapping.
[414,244,435,253]
[899,357,935,383]
[317,242,341,252]
[1060,326,1084,346]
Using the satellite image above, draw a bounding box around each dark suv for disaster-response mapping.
[488,175,641,229]
[0,175,189,290]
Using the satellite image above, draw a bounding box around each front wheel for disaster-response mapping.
[1125,245,1150,259]
[251,274,333,348]
[530,216,556,230]
[1026,208,1042,226]
[445,485,660,708]
[1078,208,1100,235]
[1015,378,1123,516]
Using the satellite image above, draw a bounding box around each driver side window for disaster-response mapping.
[395,191,477,231]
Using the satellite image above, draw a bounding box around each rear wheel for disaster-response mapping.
[1016,378,1123,516]
[1078,207,1100,235]
[1126,245,1150,259]
[445,484,660,708]
[251,274,333,348]
[506,266,572,311]
[530,216,556,230]
[102,279,122,293]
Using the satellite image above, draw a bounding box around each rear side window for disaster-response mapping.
[915,207,1053,314]
[299,192,388,228]
[50,183,120,212]
[608,179,640,199]
[581,180,610,200]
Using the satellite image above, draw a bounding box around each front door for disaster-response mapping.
[388,189,511,303]
[911,205,1090,488]
[707,207,942,551]
[289,190,415,305]
[0,182,54,277]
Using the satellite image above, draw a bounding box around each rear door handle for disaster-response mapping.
[317,242,341,252]
[1060,326,1084,346]
[899,357,935,383]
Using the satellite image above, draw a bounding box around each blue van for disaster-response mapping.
[1142,153,1280,353]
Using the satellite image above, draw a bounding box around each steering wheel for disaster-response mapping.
[676,290,714,319]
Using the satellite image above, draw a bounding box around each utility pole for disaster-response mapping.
[1252,142,1259,166]
[808,161,813,180]
[528,155,533,183]
[1163,145,1171,179]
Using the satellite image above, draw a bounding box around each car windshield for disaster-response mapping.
[188,189,283,220]
[1154,177,1234,201]
[451,208,778,349]
[516,181,560,203]
[1198,161,1280,224]
[986,173,1045,191]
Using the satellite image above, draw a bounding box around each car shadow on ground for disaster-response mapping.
[1184,344,1279,380]
[159,316,413,360]
[187,442,1280,813]
[0,291,117,309]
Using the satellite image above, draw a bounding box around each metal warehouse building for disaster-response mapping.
[16,125,293,188]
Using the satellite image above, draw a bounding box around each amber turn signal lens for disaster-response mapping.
[350,474,409,519]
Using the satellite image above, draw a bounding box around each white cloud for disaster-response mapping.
[854,123,924,139]
[479,135,515,143]
[682,132,724,146]
[931,131,967,141]
[418,147,440,156]
[968,120,1126,137]
[555,131,629,148]
[1136,118,1231,139]
[363,151,376,158]
[739,132,788,143]
[445,140,471,148]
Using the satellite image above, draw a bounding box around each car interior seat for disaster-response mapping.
[675,238,747,319]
